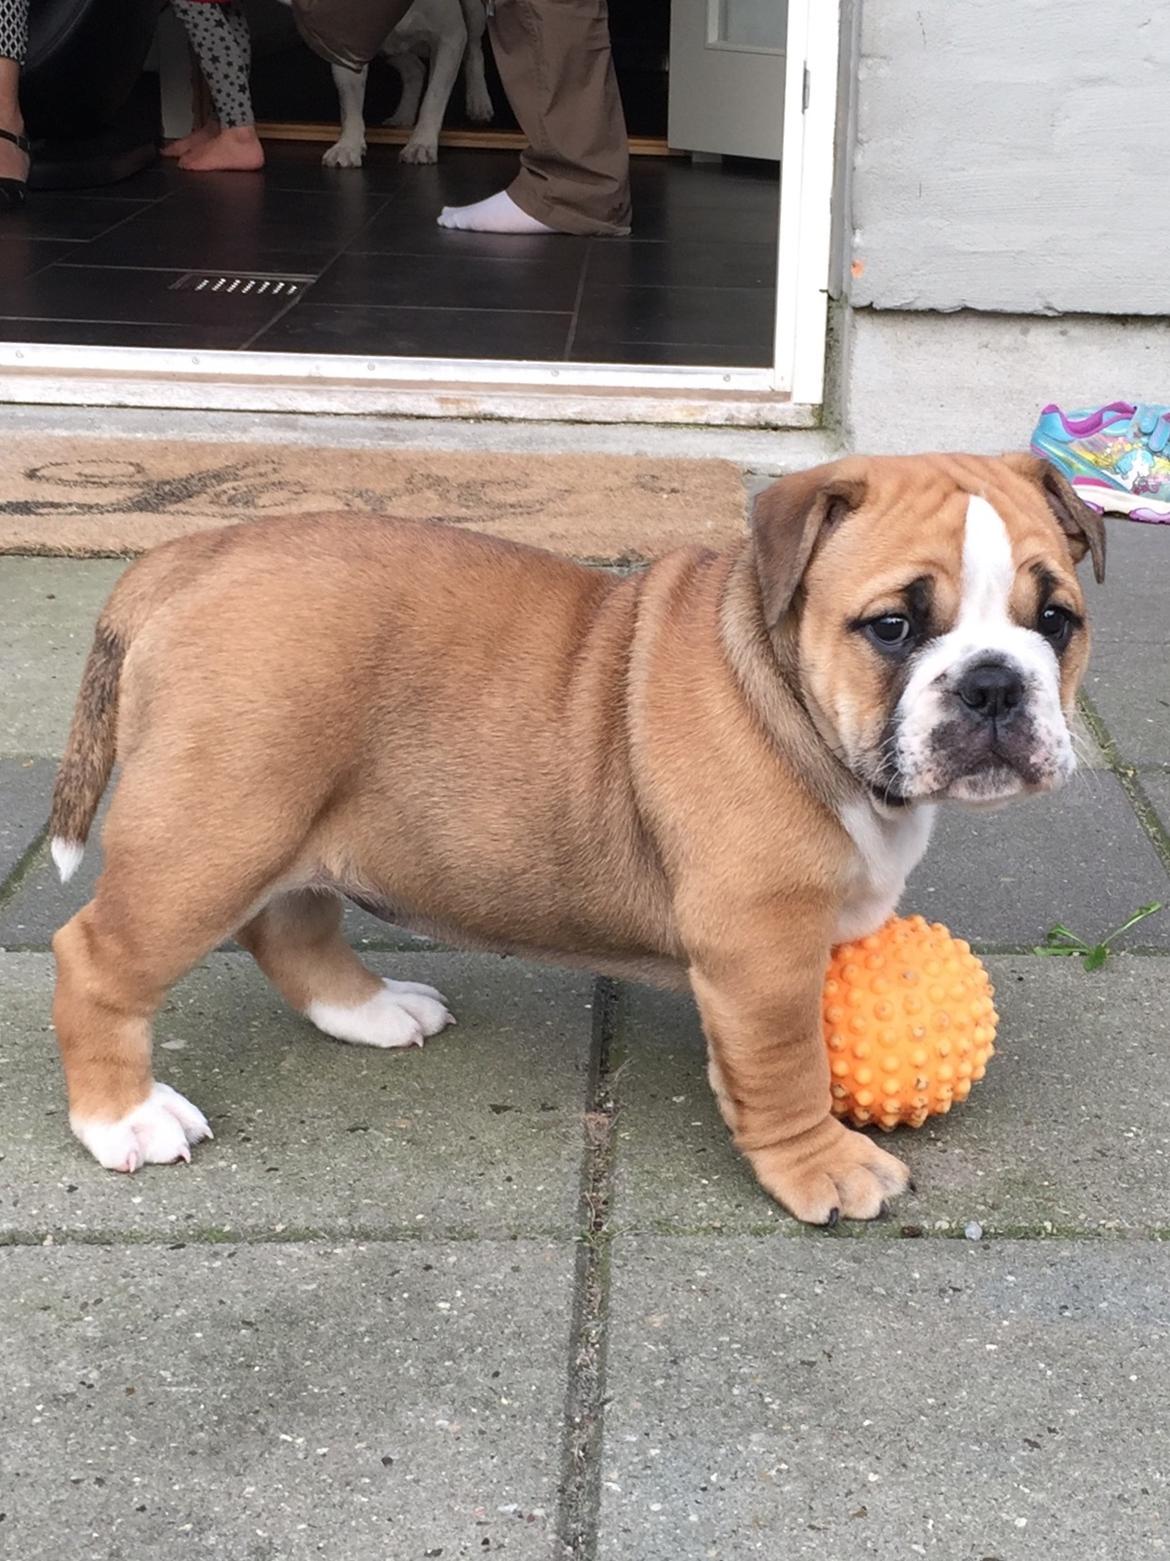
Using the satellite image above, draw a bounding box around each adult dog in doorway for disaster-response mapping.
[279,0,493,167]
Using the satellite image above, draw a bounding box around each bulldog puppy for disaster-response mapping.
[48,454,1103,1223]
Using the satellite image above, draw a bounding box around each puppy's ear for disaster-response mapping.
[751,466,868,628]
[1003,452,1106,584]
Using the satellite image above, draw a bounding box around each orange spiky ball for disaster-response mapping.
[823,915,997,1130]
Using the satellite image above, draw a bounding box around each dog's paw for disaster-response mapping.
[322,139,366,169]
[747,1118,911,1225]
[382,108,415,129]
[307,978,455,1050]
[71,1082,213,1174]
[399,138,438,166]
[466,90,494,124]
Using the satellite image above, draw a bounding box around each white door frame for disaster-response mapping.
[0,0,841,429]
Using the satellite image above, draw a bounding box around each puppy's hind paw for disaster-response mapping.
[307,979,455,1050]
[72,1082,213,1174]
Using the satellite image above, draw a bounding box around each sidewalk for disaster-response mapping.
[1,519,1168,1559]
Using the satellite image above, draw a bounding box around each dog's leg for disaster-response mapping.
[685,900,912,1224]
[50,782,300,1173]
[400,19,465,164]
[458,0,493,124]
[382,50,426,130]
[237,889,454,1049]
[322,62,370,168]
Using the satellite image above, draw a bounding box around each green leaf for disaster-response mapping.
[1041,928,1088,953]
[1034,944,1078,957]
[1081,946,1109,973]
[1100,900,1166,947]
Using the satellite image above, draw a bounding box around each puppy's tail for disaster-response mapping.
[49,618,126,883]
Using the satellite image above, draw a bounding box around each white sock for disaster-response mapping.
[436,189,556,235]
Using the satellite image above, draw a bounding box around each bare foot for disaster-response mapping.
[178,126,265,173]
[162,120,220,160]
[0,116,29,185]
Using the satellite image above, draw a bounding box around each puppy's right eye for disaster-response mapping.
[865,614,913,648]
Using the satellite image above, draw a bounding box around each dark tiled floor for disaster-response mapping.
[253,303,574,361]
[0,145,779,366]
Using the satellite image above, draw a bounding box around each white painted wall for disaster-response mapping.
[848,0,1168,316]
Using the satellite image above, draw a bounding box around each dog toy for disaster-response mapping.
[823,915,997,1130]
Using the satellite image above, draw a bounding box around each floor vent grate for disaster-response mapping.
[169,271,312,298]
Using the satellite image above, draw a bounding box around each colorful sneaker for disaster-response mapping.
[1030,401,1170,523]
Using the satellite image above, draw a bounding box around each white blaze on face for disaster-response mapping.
[894,495,1073,801]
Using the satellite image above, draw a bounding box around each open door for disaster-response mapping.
[668,0,787,160]
[0,0,842,424]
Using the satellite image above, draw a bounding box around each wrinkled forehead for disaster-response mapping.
[810,480,1084,619]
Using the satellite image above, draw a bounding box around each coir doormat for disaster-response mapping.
[0,438,748,562]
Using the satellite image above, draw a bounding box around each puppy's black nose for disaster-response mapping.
[956,660,1025,721]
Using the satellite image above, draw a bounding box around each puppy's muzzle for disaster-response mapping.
[939,652,1067,797]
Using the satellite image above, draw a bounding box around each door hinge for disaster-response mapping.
[802,64,811,112]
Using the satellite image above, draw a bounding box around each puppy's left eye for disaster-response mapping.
[1037,604,1072,644]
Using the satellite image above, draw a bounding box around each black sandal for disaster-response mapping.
[0,127,31,212]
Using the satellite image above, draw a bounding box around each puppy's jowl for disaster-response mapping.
[49,455,1103,1223]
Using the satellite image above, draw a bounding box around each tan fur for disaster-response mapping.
[50,454,1102,1222]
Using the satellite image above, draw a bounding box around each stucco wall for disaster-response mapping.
[844,309,1170,452]
[848,0,1168,316]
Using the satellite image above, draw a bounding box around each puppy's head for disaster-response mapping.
[751,453,1105,810]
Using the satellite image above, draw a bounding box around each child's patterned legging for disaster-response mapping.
[0,0,28,66]
[171,0,255,130]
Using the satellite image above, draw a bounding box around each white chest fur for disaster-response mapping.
[836,800,937,943]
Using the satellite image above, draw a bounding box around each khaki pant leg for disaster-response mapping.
[489,0,631,236]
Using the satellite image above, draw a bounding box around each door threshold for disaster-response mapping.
[0,344,816,429]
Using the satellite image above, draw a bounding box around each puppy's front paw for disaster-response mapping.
[322,138,366,169]
[399,138,438,165]
[747,1117,911,1225]
[307,978,455,1050]
[71,1082,213,1174]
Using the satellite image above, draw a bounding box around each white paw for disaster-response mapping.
[399,138,438,165]
[382,109,415,129]
[466,91,494,124]
[307,979,455,1050]
[71,1082,213,1174]
[322,138,366,168]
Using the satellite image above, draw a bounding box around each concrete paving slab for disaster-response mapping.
[1085,645,1170,767]
[906,773,1170,950]
[610,956,1170,1236]
[0,951,594,1242]
[1081,516,1169,653]
[598,1236,1170,1560]
[0,1238,573,1561]
[0,558,127,756]
[1138,769,1170,839]
[0,757,55,885]
[1078,519,1170,766]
